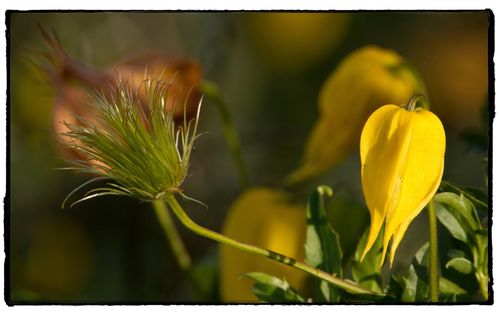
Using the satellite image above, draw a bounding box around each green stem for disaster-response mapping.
[152,200,213,300]
[164,195,379,297]
[474,237,489,300]
[152,200,192,271]
[200,81,250,189]
[477,271,489,300]
[427,199,439,302]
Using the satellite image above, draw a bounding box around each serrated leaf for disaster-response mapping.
[305,185,342,302]
[446,257,474,274]
[351,228,383,293]
[243,272,305,303]
[439,277,467,295]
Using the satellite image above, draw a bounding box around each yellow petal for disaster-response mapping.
[219,188,307,302]
[384,109,446,265]
[287,46,418,184]
[359,104,410,260]
[360,104,446,266]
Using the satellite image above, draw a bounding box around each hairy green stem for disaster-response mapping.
[152,200,192,270]
[164,195,379,296]
[200,81,250,189]
[427,199,439,302]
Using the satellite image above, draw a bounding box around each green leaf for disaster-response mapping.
[325,191,369,258]
[439,181,487,213]
[243,272,305,303]
[435,197,470,244]
[463,187,488,207]
[445,258,474,274]
[442,293,457,302]
[305,185,343,302]
[188,252,219,300]
[439,277,467,295]
[401,243,429,302]
[435,192,481,231]
[351,228,383,293]
[401,265,429,302]
[447,249,467,259]
[414,241,429,266]
[385,275,404,300]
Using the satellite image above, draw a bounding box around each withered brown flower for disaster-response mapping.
[38,27,202,161]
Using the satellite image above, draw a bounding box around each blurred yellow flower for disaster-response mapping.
[219,188,307,302]
[287,46,418,185]
[359,103,446,266]
[247,13,350,72]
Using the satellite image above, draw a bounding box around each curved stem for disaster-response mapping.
[427,199,439,302]
[164,195,379,296]
[152,200,192,270]
[405,94,428,112]
[200,81,250,189]
[152,200,214,300]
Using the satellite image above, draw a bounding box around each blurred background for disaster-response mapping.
[8,11,490,303]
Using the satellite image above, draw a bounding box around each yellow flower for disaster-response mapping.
[219,188,307,302]
[360,103,446,266]
[247,13,350,72]
[287,46,418,185]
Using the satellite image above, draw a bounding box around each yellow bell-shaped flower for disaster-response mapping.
[360,103,446,266]
[287,46,418,185]
[219,187,307,302]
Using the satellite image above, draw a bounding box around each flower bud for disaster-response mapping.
[359,103,446,266]
[287,46,418,184]
[220,188,307,302]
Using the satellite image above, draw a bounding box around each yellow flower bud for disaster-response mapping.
[287,46,418,184]
[359,104,446,266]
[219,188,307,302]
